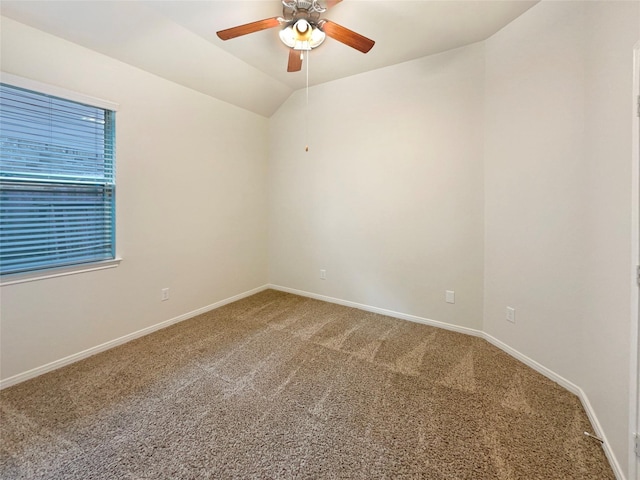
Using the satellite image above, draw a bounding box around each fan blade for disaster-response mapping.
[321,20,375,53]
[287,49,303,72]
[217,17,281,41]
[324,0,343,8]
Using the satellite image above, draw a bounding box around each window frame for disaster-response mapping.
[0,73,121,286]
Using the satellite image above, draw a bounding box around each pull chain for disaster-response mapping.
[305,49,310,152]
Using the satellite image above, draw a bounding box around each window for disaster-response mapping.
[0,81,116,277]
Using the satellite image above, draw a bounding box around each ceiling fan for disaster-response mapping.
[216,0,375,73]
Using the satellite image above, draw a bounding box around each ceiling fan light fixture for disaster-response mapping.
[309,26,326,47]
[279,19,325,51]
[294,19,311,39]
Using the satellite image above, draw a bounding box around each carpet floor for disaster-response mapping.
[1,289,614,479]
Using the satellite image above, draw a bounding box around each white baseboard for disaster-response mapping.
[0,284,269,390]
[482,333,625,479]
[268,284,626,480]
[0,283,626,479]
[269,284,483,338]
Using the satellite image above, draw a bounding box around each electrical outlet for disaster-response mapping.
[445,290,455,304]
[161,288,170,301]
[320,269,326,280]
[506,306,515,323]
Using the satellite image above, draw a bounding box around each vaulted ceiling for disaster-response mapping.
[1,1,538,117]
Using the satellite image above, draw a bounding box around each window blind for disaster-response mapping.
[0,83,115,275]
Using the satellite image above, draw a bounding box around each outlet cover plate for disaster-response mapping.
[506,306,515,323]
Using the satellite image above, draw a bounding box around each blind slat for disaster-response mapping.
[0,83,116,275]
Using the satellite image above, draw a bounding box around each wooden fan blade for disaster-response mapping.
[321,20,375,53]
[287,49,302,72]
[217,17,281,40]
[324,0,343,8]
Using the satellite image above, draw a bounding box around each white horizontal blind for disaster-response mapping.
[0,83,115,275]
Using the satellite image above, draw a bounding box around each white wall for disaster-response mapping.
[484,0,588,392]
[0,18,270,380]
[583,4,639,476]
[484,1,639,476]
[269,43,486,330]
[271,1,638,476]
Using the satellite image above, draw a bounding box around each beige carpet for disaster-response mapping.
[0,289,614,479]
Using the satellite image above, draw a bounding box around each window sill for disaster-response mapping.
[0,258,122,286]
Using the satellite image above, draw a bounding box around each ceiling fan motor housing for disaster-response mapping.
[282,0,327,16]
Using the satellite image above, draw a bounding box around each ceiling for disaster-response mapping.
[0,0,539,117]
